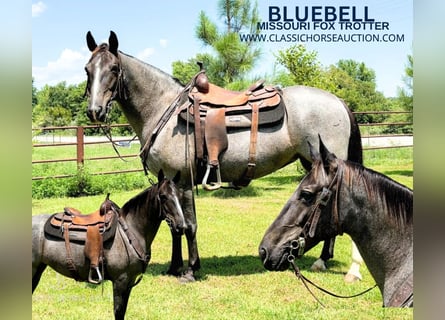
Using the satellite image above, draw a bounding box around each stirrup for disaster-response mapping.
[88,266,103,284]
[202,164,222,191]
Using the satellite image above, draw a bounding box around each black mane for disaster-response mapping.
[120,185,158,217]
[344,160,413,226]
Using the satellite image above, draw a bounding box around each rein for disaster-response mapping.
[288,165,377,307]
[288,257,377,308]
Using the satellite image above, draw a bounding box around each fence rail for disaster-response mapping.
[32,111,412,180]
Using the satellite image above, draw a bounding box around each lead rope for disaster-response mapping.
[288,258,377,308]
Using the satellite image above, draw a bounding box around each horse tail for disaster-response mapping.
[341,100,363,165]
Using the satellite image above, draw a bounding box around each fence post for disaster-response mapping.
[76,126,84,167]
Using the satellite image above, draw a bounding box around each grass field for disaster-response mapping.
[32,148,413,319]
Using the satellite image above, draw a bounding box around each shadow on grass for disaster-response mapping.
[145,254,348,280]
[195,173,305,199]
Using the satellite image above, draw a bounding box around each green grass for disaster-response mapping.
[32,148,413,319]
[32,142,149,198]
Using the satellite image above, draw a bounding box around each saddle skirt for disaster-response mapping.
[177,81,285,128]
[44,207,118,243]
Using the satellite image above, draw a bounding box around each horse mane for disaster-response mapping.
[118,51,184,87]
[342,160,413,227]
[120,185,158,218]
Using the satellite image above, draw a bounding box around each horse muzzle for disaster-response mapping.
[259,237,306,271]
[165,217,185,236]
[87,105,107,123]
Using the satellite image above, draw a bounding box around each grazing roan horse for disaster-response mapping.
[32,171,185,319]
[84,31,364,282]
[259,138,413,307]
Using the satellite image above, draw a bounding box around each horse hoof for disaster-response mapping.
[310,259,327,271]
[344,272,362,283]
[166,268,182,277]
[179,270,196,283]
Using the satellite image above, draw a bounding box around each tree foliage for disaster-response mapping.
[32,80,128,133]
[173,0,261,86]
[273,45,390,126]
[274,44,322,86]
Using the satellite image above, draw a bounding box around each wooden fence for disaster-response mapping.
[32,112,412,180]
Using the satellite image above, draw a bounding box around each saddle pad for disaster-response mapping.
[44,212,118,244]
[179,100,285,128]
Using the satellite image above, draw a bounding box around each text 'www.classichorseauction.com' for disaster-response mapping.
[239,6,405,43]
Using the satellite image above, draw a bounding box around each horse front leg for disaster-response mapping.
[311,237,335,271]
[113,276,134,320]
[167,234,183,276]
[179,187,200,282]
[32,263,47,293]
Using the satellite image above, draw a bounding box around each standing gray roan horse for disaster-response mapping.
[84,31,364,282]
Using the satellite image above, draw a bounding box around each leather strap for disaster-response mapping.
[204,108,228,167]
[389,273,413,307]
[117,216,149,264]
[63,223,81,281]
[234,102,260,187]
[193,96,204,161]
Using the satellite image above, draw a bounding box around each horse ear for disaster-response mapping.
[109,31,119,56]
[86,31,97,52]
[157,169,165,182]
[173,171,181,184]
[318,135,337,171]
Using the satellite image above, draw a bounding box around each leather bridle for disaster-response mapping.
[288,164,343,262]
[286,164,378,306]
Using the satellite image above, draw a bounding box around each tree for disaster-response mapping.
[327,60,387,124]
[336,59,376,83]
[32,78,38,108]
[274,44,322,87]
[385,54,413,134]
[398,54,413,114]
[172,0,261,86]
[32,81,89,127]
[273,46,388,125]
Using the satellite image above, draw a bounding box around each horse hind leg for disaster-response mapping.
[32,263,47,293]
[344,241,363,283]
[310,237,335,271]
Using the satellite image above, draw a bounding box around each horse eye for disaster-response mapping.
[299,190,315,204]
[110,65,119,74]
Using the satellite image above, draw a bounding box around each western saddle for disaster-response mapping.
[44,195,119,284]
[176,69,285,190]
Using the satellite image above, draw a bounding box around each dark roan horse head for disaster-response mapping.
[84,31,122,123]
[120,170,185,236]
[259,137,343,271]
[152,170,185,235]
[259,136,413,306]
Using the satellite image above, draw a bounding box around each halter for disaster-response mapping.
[84,50,128,116]
[288,164,343,262]
[286,164,377,306]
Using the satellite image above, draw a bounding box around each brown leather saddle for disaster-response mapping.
[44,195,119,284]
[176,70,285,189]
